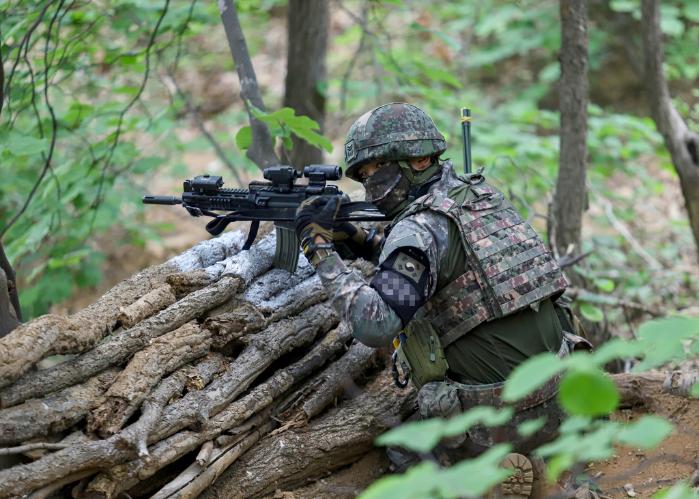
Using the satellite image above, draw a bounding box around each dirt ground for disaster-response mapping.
[588,386,699,498]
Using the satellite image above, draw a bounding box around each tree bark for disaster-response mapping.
[0,276,243,408]
[0,242,21,337]
[88,322,210,438]
[0,369,119,446]
[641,0,699,259]
[218,0,279,169]
[552,0,589,260]
[200,377,415,499]
[283,0,329,169]
[0,231,245,389]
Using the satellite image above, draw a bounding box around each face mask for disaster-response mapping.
[400,160,440,185]
[363,161,411,216]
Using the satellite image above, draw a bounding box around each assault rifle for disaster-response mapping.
[143,165,386,272]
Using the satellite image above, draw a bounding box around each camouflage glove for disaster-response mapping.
[295,196,340,263]
[333,223,383,261]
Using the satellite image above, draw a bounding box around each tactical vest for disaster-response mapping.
[393,169,568,387]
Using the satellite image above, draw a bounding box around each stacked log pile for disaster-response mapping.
[0,231,415,498]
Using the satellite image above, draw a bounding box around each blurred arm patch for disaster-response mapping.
[370,248,430,325]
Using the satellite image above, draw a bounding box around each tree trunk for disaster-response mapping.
[552,0,589,261]
[283,0,329,169]
[0,243,21,337]
[641,0,699,259]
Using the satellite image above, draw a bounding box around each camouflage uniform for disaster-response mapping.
[300,103,579,467]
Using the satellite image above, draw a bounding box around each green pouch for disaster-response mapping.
[397,318,449,389]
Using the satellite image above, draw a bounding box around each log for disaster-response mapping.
[612,371,699,408]
[166,270,214,298]
[0,276,243,408]
[116,285,177,329]
[82,322,353,498]
[153,302,338,438]
[161,421,277,499]
[88,322,210,438]
[0,369,119,446]
[205,303,266,348]
[200,376,416,499]
[0,231,245,388]
[0,357,226,498]
[301,341,379,419]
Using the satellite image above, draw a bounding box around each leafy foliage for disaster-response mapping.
[363,316,697,496]
[0,0,217,316]
[237,106,332,154]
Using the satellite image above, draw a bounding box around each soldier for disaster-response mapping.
[295,103,583,498]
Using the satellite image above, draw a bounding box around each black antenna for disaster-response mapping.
[461,108,472,174]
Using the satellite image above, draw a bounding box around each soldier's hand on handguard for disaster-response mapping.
[295,196,340,264]
[333,222,383,261]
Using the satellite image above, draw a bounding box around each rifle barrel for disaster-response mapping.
[142,195,182,205]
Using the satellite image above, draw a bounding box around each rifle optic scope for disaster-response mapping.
[303,164,342,181]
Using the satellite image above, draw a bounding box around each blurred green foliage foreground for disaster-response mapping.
[1,0,698,322]
[360,315,699,498]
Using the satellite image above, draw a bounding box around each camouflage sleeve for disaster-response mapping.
[315,251,403,347]
[379,211,449,296]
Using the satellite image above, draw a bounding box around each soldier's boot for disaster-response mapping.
[491,453,545,499]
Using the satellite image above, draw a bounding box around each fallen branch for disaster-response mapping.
[0,231,244,388]
[0,368,119,446]
[200,376,416,498]
[116,285,176,329]
[0,442,70,456]
[89,321,210,438]
[0,275,243,408]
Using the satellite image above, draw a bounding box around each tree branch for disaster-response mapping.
[218,0,278,169]
[641,0,699,256]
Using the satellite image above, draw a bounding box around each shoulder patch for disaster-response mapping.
[393,252,426,283]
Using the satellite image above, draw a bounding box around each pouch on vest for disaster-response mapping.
[396,318,449,389]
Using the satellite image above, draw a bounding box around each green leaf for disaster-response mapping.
[235,126,253,151]
[375,418,445,453]
[579,303,604,322]
[503,353,564,402]
[591,338,644,366]
[617,415,673,449]
[442,406,514,438]
[131,156,165,174]
[684,3,699,22]
[437,444,513,498]
[376,406,513,453]
[558,368,619,416]
[517,417,546,437]
[4,133,47,156]
[594,278,615,293]
[634,316,699,371]
[652,481,699,499]
[691,382,699,398]
[358,461,439,499]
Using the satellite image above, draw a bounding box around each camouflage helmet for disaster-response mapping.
[344,103,447,180]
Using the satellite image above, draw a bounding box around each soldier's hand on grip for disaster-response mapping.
[295,196,340,259]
